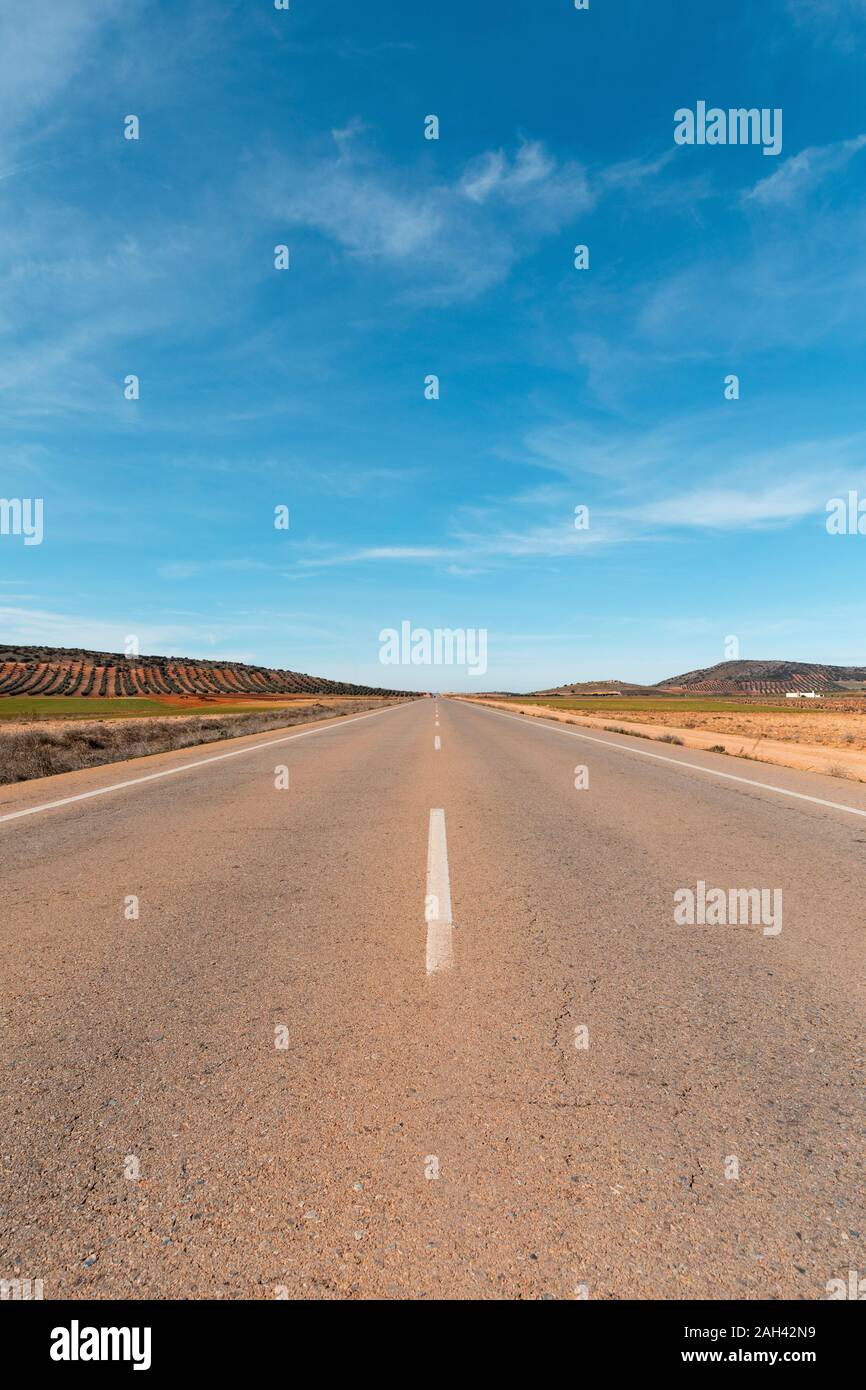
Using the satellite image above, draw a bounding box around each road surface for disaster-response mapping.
[1,696,863,1299]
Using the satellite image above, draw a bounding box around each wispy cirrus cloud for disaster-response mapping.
[522,419,674,481]
[259,131,670,305]
[628,432,866,530]
[0,0,118,146]
[260,133,594,303]
[787,0,866,48]
[520,414,866,533]
[0,604,210,654]
[459,139,591,221]
[633,482,823,530]
[633,196,866,356]
[295,544,450,569]
[283,419,866,576]
[744,134,866,207]
[288,517,625,573]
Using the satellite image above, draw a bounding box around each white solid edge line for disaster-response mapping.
[0,701,410,826]
[425,807,453,974]
[461,700,866,821]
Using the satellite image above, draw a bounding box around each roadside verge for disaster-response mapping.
[464,698,866,785]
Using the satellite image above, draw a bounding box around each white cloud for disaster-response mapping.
[629,433,866,529]
[632,195,866,356]
[262,134,604,303]
[450,518,623,558]
[289,505,630,574]
[744,135,866,207]
[521,415,866,534]
[0,605,206,654]
[634,483,820,530]
[597,150,676,191]
[0,1,117,143]
[460,140,576,208]
[297,545,451,569]
[787,0,866,47]
[523,419,672,480]
[158,562,201,581]
[285,421,866,569]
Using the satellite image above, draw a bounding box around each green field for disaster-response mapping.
[515,697,798,715]
[0,696,300,721]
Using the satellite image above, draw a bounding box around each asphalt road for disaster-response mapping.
[1,696,863,1300]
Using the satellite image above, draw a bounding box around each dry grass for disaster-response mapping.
[569,706,866,752]
[825,763,851,779]
[473,696,866,784]
[0,699,402,786]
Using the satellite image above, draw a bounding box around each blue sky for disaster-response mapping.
[2,0,866,691]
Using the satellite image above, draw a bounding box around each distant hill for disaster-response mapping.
[656,659,866,695]
[531,660,866,698]
[532,679,652,696]
[0,646,409,699]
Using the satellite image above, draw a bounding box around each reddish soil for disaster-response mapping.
[0,654,406,700]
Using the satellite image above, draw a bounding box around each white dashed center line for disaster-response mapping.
[434,735,441,750]
[425,808,453,974]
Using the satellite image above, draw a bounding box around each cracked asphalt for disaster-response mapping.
[1,696,863,1299]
